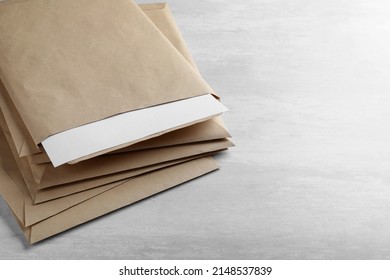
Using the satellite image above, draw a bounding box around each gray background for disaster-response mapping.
[2,0,390,259]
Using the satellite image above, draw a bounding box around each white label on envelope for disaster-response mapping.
[42,94,228,167]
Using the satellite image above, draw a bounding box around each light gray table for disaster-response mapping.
[2,0,390,259]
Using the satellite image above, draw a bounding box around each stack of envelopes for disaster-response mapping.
[0,0,233,244]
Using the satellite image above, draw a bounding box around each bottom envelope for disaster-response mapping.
[1,156,218,244]
[0,128,231,226]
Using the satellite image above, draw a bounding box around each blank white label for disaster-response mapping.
[42,94,228,167]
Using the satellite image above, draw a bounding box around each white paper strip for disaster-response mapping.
[42,94,227,167]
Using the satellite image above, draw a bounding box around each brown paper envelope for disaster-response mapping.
[0,79,230,169]
[33,151,223,204]
[0,0,215,145]
[38,140,232,190]
[6,151,216,227]
[32,151,222,203]
[1,122,223,227]
[0,96,232,192]
[0,1,227,243]
[1,130,222,226]
[1,124,223,226]
[0,81,230,185]
[31,117,230,164]
[25,155,220,227]
[1,116,231,197]
[1,156,219,244]
[0,2,213,158]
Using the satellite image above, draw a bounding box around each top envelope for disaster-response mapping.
[0,0,224,166]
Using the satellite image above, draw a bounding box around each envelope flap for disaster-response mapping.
[0,0,213,144]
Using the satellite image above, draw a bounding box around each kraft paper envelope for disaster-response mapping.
[0,0,225,166]
[1,121,224,226]
[38,140,232,189]
[0,0,214,143]
[1,157,218,244]
[24,156,217,226]
[0,80,230,169]
[0,80,230,168]
[0,89,230,187]
[40,91,227,167]
[32,152,222,204]
[0,78,230,185]
[1,124,227,206]
[30,117,230,164]
[0,2,229,161]
[0,96,232,202]
[1,113,231,196]
[27,140,232,191]
[0,92,232,192]
[0,1,230,244]
[0,132,217,226]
